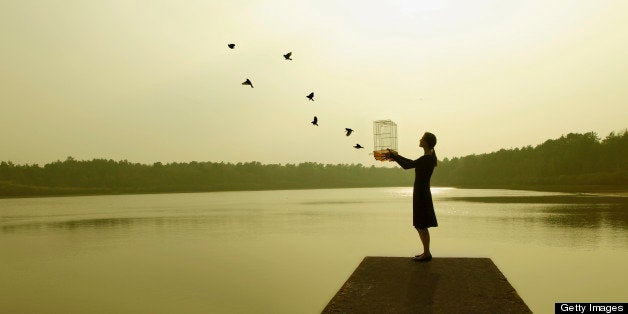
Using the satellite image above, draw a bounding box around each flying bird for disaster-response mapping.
[228,43,235,49]
[283,52,292,60]
[311,116,318,126]
[354,144,364,149]
[242,79,253,88]
[345,128,353,136]
[306,92,314,101]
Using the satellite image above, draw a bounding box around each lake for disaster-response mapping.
[1,187,627,313]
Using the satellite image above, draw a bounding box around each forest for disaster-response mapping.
[1,130,626,197]
[431,130,627,189]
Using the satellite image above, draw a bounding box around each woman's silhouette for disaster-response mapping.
[386,132,438,262]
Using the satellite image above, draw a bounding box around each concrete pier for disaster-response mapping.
[323,257,531,313]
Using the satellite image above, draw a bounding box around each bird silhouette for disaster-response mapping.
[283,52,292,60]
[354,144,364,149]
[345,128,353,136]
[311,116,318,126]
[242,79,253,88]
[228,43,235,49]
[307,92,314,101]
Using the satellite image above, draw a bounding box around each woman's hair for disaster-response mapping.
[423,132,438,167]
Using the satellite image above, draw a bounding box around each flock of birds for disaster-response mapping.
[228,43,365,150]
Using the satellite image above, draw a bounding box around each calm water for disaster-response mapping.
[1,188,627,313]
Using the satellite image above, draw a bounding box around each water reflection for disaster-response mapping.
[443,195,628,204]
[443,195,628,230]
[0,216,239,233]
[541,204,628,229]
[1,188,626,313]
[300,200,370,205]
[2,217,151,232]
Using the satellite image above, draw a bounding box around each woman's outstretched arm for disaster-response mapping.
[388,150,417,169]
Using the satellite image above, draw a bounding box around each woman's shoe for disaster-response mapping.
[412,254,432,262]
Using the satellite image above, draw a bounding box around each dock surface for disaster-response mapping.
[323,257,531,313]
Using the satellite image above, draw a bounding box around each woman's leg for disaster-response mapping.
[417,228,431,257]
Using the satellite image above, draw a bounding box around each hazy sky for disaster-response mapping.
[2,0,627,166]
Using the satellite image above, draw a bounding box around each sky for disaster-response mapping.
[1,0,627,166]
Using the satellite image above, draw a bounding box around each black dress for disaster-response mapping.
[391,153,438,229]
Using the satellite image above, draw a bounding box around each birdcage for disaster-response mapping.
[373,120,397,161]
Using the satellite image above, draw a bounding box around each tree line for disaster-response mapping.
[0,130,626,197]
[0,160,413,197]
[431,130,628,189]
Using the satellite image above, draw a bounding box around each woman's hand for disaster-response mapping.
[384,149,398,160]
[386,149,398,156]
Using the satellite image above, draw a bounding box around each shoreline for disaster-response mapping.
[1,184,627,200]
[449,184,628,194]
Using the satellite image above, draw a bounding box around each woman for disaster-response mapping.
[386,132,438,262]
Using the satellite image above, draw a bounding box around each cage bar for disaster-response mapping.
[373,120,397,161]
